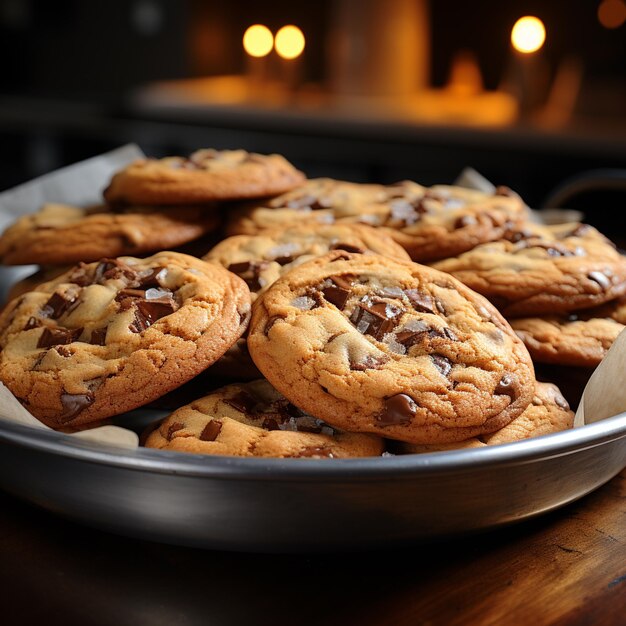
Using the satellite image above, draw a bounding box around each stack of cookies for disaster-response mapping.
[5,147,622,459]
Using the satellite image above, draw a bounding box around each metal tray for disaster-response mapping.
[0,411,625,553]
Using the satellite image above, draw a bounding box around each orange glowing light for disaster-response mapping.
[243,24,273,58]
[598,0,626,28]
[275,25,305,60]
[511,16,546,54]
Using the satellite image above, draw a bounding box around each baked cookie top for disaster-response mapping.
[103,149,305,205]
[226,178,527,262]
[204,223,411,301]
[401,382,574,452]
[0,203,220,266]
[144,379,384,458]
[432,223,626,317]
[247,251,535,444]
[511,313,624,367]
[0,252,251,428]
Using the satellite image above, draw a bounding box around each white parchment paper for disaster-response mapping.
[575,328,626,426]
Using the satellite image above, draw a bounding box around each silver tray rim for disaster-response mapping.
[1,411,626,480]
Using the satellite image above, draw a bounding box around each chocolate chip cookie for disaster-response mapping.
[0,203,220,266]
[511,313,624,367]
[104,149,305,205]
[227,178,527,262]
[0,252,251,428]
[432,223,626,316]
[144,379,384,458]
[204,223,411,301]
[226,178,388,236]
[401,382,574,452]
[247,251,535,444]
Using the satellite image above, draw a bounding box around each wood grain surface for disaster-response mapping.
[1,470,625,626]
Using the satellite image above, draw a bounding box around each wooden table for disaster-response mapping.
[1,470,624,626]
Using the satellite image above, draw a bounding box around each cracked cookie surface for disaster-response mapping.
[248,251,535,444]
[104,149,305,205]
[204,223,411,301]
[0,252,251,428]
[144,379,384,458]
[401,382,574,452]
[0,203,220,266]
[432,223,626,316]
[227,178,527,262]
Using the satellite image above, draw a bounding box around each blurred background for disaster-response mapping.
[0,0,624,231]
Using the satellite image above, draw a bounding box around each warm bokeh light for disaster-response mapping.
[243,24,273,58]
[511,16,546,54]
[275,25,305,60]
[598,0,626,28]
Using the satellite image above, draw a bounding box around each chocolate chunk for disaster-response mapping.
[264,316,284,335]
[227,260,269,291]
[395,324,455,348]
[55,345,73,357]
[94,258,137,284]
[90,327,108,346]
[129,309,149,333]
[431,354,452,376]
[350,299,403,340]
[59,392,95,423]
[454,215,478,229]
[224,391,258,414]
[310,199,332,211]
[494,374,517,401]
[24,317,40,331]
[330,242,365,254]
[443,327,458,341]
[329,274,355,290]
[404,290,436,314]
[588,271,611,289]
[136,267,166,289]
[516,241,574,257]
[322,283,351,309]
[41,291,80,319]
[376,394,417,426]
[37,326,83,348]
[238,308,251,327]
[136,298,177,324]
[228,261,252,274]
[116,288,146,301]
[199,420,222,442]
[166,421,185,440]
[395,328,429,347]
[350,354,390,371]
[272,255,294,266]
